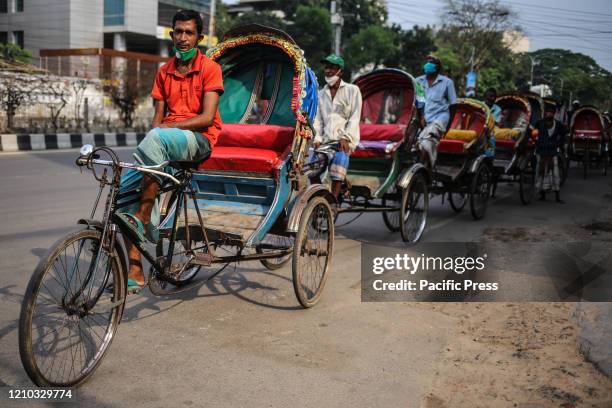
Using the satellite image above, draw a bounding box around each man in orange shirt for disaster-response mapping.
[116,9,224,292]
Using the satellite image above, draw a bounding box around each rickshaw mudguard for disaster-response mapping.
[469,154,493,174]
[286,185,336,233]
[397,163,430,190]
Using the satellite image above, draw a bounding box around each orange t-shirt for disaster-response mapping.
[150,49,224,147]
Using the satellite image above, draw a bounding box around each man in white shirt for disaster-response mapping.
[312,54,362,200]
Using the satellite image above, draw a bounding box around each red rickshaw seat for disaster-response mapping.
[438,139,466,154]
[352,124,405,158]
[198,124,294,173]
[495,139,516,150]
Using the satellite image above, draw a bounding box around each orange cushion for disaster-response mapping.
[445,129,477,141]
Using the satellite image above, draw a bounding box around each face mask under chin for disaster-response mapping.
[325,75,340,86]
[173,46,196,62]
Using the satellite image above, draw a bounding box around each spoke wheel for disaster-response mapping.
[19,229,125,387]
[155,236,202,286]
[519,160,535,205]
[292,196,334,308]
[381,189,401,232]
[469,164,491,220]
[256,234,294,270]
[399,172,429,243]
[449,191,467,212]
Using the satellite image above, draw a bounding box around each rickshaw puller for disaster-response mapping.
[115,10,224,292]
[415,55,457,171]
[534,104,568,203]
[311,54,362,201]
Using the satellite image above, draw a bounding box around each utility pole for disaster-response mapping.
[528,55,536,87]
[207,0,216,49]
[330,0,343,55]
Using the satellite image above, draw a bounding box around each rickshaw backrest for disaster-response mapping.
[217,45,296,127]
[215,124,294,151]
[572,108,604,133]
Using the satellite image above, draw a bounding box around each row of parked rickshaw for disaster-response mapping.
[320,73,612,245]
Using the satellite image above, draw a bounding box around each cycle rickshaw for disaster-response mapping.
[432,98,495,220]
[310,69,427,243]
[19,25,334,387]
[569,106,609,178]
[490,94,536,204]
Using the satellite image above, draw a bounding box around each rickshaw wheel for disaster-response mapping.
[400,172,429,243]
[382,190,401,232]
[19,229,125,387]
[558,154,568,186]
[602,153,609,176]
[292,196,334,308]
[256,235,294,270]
[469,163,491,220]
[155,237,202,286]
[519,160,535,205]
[449,191,467,212]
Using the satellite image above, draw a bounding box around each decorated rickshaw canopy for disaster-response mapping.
[207,24,318,126]
[495,94,532,121]
[570,106,605,130]
[451,98,495,135]
[353,68,421,125]
[521,92,545,126]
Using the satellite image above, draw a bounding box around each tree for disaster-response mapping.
[345,25,399,73]
[437,0,520,92]
[0,73,40,131]
[529,48,612,108]
[228,11,287,32]
[0,43,32,64]
[71,79,88,127]
[288,5,332,78]
[39,77,70,131]
[396,25,437,75]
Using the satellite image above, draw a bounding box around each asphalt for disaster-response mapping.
[0,148,610,407]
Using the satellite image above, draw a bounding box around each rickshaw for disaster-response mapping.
[522,91,544,127]
[309,69,427,243]
[431,98,495,220]
[569,105,609,178]
[490,94,536,204]
[19,25,334,387]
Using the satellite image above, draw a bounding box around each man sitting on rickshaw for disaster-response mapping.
[534,103,568,204]
[311,54,362,201]
[484,88,502,124]
[415,55,457,170]
[115,10,224,292]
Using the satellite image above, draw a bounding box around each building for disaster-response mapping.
[0,0,213,68]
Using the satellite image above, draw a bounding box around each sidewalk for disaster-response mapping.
[0,132,146,152]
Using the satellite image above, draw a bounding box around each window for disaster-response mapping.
[0,0,7,14]
[0,32,7,44]
[13,30,23,49]
[104,0,124,26]
[16,0,23,12]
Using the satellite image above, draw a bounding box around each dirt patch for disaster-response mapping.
[482,223,612,243]
[582,221,612,233]
[418,303,612,407]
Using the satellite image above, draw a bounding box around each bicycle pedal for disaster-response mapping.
[191,252,213,266]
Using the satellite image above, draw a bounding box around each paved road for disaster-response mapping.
[0,148,610,407]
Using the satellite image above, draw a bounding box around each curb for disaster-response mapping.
[0,132,147,152]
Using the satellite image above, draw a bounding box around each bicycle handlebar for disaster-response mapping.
[77,155,181,185]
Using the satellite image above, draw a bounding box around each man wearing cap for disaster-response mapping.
[415,55,457,170]
[312,54,362,200]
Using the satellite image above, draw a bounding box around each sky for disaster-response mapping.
[386,0,612,71]
[223,0,612,71]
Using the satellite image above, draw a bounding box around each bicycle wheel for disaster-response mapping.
[519,160,535,205]
[449,191,467,212]
[292,196,334,308]
[381,189,401,232]
[155,235,202,286]
[19,229,125,387]
[257,234,294,270]
[469,163,491,220]
[400,172,429,243]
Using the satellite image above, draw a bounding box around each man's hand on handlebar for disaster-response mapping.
[339,138,350,153]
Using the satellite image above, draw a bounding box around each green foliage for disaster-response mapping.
[287,5,332,78]
[345,25,398,74]
[228,11,288,32]
[396,25,437,75]
[530,48,612,109]
[0,43,32,64]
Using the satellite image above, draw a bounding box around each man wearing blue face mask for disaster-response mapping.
[415,55,457,170]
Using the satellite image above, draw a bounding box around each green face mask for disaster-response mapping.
[172,46,197,62]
